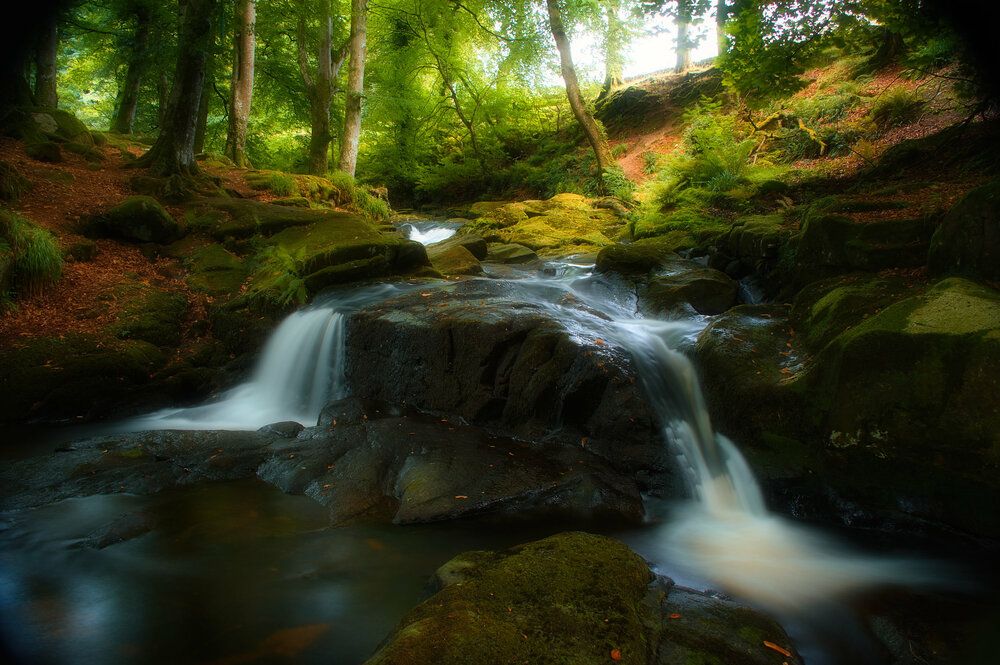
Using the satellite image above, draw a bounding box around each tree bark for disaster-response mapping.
[675,0,692,73]
[224,0,255,167]
[34,14,59,108]
[194,40,216,154]
[546,0,613,171]
[134,0,219,176]
[111,6,151,134]
[298,2,338,175]
[338,0,367,176]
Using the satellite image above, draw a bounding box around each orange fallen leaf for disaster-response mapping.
[454,495,468,499]
[669,613,681,619]
[610,648,622,661]
[763,641,792,658]
[594,338,606,346]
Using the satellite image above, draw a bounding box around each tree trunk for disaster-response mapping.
[338,0,367,176]
[299,2,333,174]
[224,0,255,167]
[34,14,59,108]
[135,0,219,176]
[546,0,613,171]
[194,42,215,154]
[675,0,692,73]
[597,0,624,103]
[157,70,170,126]
[111,7,151,134]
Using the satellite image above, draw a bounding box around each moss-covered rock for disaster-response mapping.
[186,197,340,240]
[25,141,62,163]
[426,243,482,276]
[428,232,488,260]
[641,265,738,316]
[85,196,182,244]
[796,212,936,285]
[367,532,801,665]
[791,273,913,351]
[928,179,1000,281]
[64,238,98,262]
[106,285,188,347]
[486,242,538,264]
[596,236,685,275]
[184,243,247,295]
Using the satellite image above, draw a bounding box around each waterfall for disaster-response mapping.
[398,221,459,245]
[128,283,409,431]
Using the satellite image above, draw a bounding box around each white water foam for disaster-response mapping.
[399,222,458,245]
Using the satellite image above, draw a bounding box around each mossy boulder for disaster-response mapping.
[796,212,936,285]
[928,179,1000,281]
[106,285,188,347]
[468,194,625,257]
[33,108,94,145]
[85,196,182,244]
[426,243,482,276]
[641,265,738,316]
[367,532,801,665]
[25,141,62,163]
[791,273,913,351]
[184,244,247,295]
[185,197,334,239]
[596,236,685,275]
[64,239,98,262]
[486,242,537,264]
[428,232,488,260]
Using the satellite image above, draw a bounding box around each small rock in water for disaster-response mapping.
[258,421,306,438]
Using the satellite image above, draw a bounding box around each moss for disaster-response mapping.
[0,210,62,298]
[426,243,482,276]
[188,197,337,240]
[928,179,1000,281]
[272,196,311,208]
[85,196,182,244]
[25,141,62,163]
[106,285,188,347]
[367,533,654,665]
[62,141,106,163]
[64,239,98,262]
[596,235,684,274]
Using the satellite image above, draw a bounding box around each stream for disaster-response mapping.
[0,222,987,664]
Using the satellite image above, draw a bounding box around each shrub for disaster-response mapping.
[352,189,392,222]
[0,210,62,298]
[0,161,30,202]
[600,166,636,202]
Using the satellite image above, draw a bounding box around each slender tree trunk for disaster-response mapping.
[675,0,692,73]
[716,0,728,54]
[135,0,220,176]
[224,0,255,167]
[34,15,59,108]
[111,8,151,134]
[157,70,171,127]
[546,0,613,171]
[338,0,367,176]
[194,44,215,154]
[597,0,624,103]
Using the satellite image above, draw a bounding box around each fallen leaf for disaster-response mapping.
[454,495,468,500]
[763,641,792,658]
[669,613,682,619]
[594,338,606,346]
[610,648,622,661]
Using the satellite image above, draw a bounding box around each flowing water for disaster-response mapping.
[396,219,460,245]
[0,224,976,664]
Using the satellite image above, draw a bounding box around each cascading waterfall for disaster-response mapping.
[398,221,460,245]
[128,283,411,431]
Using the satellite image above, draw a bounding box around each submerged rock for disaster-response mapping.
[366,532,801,665]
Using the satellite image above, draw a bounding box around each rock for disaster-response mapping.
[928,179,1000,281]
[596,236,682,275]
[84,195,182,244]
[641,263,738,316]
[25,141,62,163]
[428,232,488,260]
[76,512,153,549]
[467,194,625,257]
[485,242,537,264]
[345,279,666,476]
[796,212,936,285]
[107,284,188,347]
[182,243,247,295]
[466,200,506,217]
[64,239,98,262]
[32,108,94,145]
[271,196,311,208]
[257,421,305,438]
[426,243,482,276]
[261,398,645,525]
[365,532,801,665]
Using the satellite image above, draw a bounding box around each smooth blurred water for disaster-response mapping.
[397,221,460,245]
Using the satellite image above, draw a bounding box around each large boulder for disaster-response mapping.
[641,264,738,316]
[428,232,488,259]
[366,532,801,665]
[928,179,1000,281]
[258,398,645,525]
[346,279,667,476]
[84,195,182,244]
[485,242,538,264]
[595,236,683,275]
[426,242,482,276]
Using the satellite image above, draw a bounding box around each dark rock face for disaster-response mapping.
[428,232,488,260]
[84,195,183,244]
[641,262,738,317]
[345,279,666,476]
[929,179,1000,281]
[259,399,645,525]
[365,532,801,665]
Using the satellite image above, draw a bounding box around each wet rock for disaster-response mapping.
[426,242,482,276]
[345,280,665,475]
[84,195,182,244]
[260,398,645,525]
[0,430,275,511]
[596,236,681,275]
[258,421,305,438]
[366,532,801,665]
[485,242,537,264]
[641,263,738,316]
[428,232,488,260]
[75,512,154,549]
[928,179,1000,281]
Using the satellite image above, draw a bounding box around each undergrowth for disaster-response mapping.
[0,210,63,303]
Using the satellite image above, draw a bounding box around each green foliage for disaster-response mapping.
[601,167,635,202]
[265,173,297,196]
[352,189,392,222]
[0,211,63,299]
[248,245,308,308]
[0,162,30,202]
[870,86,925,129]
